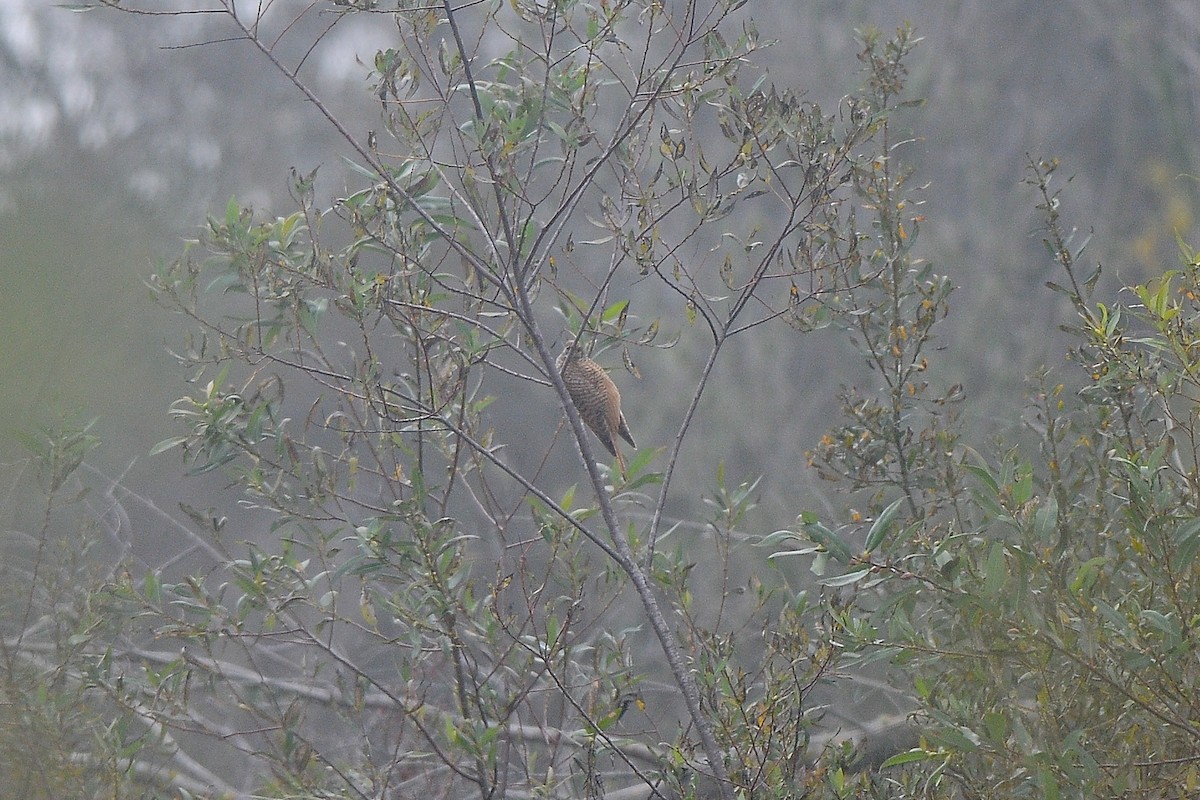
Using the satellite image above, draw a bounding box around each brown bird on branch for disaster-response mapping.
[556,341,636,476]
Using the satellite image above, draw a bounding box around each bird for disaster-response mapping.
[556,340,636,476]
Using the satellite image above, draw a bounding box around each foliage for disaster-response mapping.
[0,421,193,798]
[783,157,1200,798]
[10,0,1200,798]
[38,1,923,798]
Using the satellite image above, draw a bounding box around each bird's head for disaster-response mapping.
[555,336,582,371]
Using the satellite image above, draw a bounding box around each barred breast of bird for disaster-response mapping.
[556,342,637,480]
[559,357,621,455]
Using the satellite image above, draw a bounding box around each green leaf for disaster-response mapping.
[1012,466,1033,505]
[1031,494,1058,542]
[829,767,845,793]
[1070,556,1108,595]
[928,724,979,753]
[1093,600,1133,637]
[601,299,629,322]
[1139,609,1178,637]
[822,567,871,587]
[149,436,188,456]
[766,548,820,562]
[299,297,328,337]
[143,570,162,604]
[962,458,1000,495]
[330,552,369,583]
[880,748,935,768]
[205,270,242,295]
[444,716,460,747]
[757,529,799,547]
[1174,517,1200,569]
[624,445,661,480]
[224,195,241,226]
[803,519,854,564]
[545,120,573,147]
[340,155,381,181]
[982,541,1006,599]
[864,496,905,552]
[1039,765,1060,800]
[982,711,1008,744]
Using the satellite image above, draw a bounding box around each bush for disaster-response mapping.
[9,1,1199,798]
[68,2,922,797]
[792,159,1200,798]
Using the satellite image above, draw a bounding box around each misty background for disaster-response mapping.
[2,0,1198,536]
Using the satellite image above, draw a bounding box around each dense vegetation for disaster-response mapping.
[3,2,1200,799]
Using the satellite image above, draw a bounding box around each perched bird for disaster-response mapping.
[556,341,636,475]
